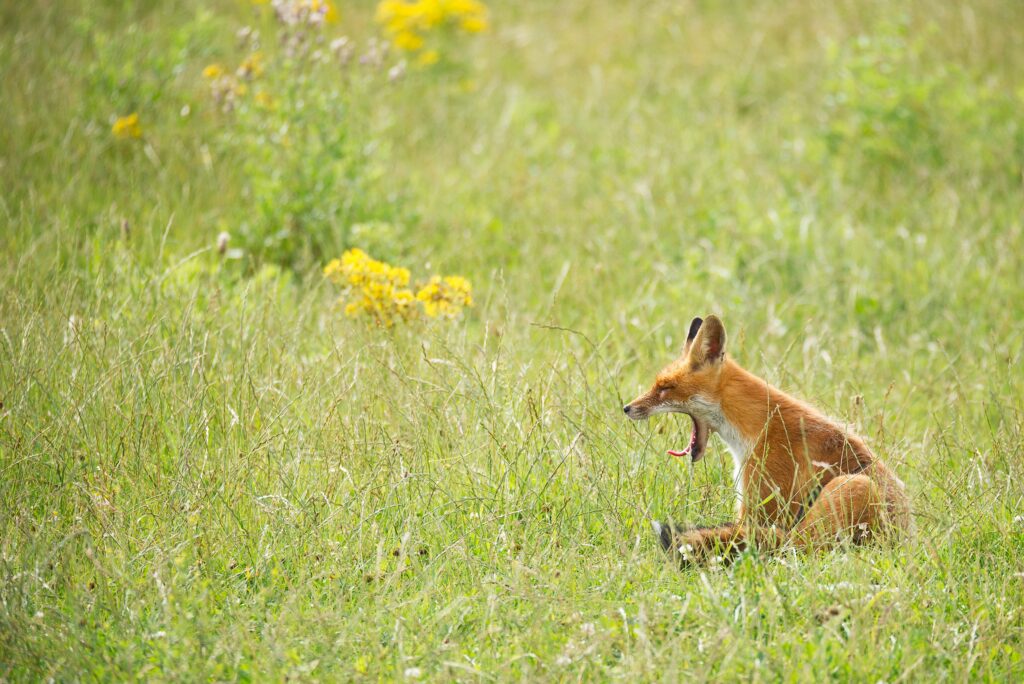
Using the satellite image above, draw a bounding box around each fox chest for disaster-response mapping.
[687,396,751,505]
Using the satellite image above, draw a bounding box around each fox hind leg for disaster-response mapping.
[791,474,883,549]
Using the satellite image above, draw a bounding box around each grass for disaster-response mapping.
[2,0,1024,680]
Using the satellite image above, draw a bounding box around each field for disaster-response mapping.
[2,0,1024,680]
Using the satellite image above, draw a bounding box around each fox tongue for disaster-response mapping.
[667,425,698,458]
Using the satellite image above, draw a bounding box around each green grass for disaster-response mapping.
[2,0,1024,680]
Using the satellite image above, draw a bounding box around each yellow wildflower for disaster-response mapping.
[417,0,445,28]
[325,249,416,326]
[237,52,264,79]
[375,0,419,29]
[416,274,473,318]
[312,0,339,23]
[460,15,488,33]
[254,91,276,109]
[111,113,142,139]
[444,0,488,32]
[443,0,485,13]
[326,4,339,23]
[393,30,425,52]
[416,49,440,66]
[326,249,472,325]
[376,0,488,51]
[202,64,225,79]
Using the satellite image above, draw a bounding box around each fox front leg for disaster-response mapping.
[653,521,747,566]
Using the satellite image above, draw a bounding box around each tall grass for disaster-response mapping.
[2,0,1023,679]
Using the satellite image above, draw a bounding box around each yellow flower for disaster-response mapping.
[393,30,424,51]
[202,63,225,79]
[326,249,471,326]
[237,52,264,79]
[311,0,339,23]
[254,91,275,109]
[323,257,342,278]
[376,0,419,28]
[418,0,445,28]
[326,249,416,326]
[444,0,488,32]
[377,0,488,51]
[415,274,473,318]
[460,15,488,33]
[111,113,142,139]
[416,49,440,66]
[443,0,485,13]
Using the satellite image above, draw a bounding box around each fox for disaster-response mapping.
[623,314,911,565]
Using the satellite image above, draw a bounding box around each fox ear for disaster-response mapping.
[682,317,703,354]
[689,315,726,367]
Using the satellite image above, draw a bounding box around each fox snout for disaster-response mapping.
[623,397,653,420]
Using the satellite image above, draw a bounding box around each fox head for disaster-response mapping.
[622,314,728,462]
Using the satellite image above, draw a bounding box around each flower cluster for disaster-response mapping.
[197,2,490,267]
[249,1,398,71]
[415,275,473,318]
[270,0,339,27]
[203,51,264,112]
[112,113,142,139]
[325,248,416,323]
[375,0,488,63]
[324,248,473,325]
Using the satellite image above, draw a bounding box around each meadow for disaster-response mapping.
[2,0,1023,680]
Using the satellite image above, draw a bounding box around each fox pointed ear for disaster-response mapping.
[689,315,726,367]
[682,317,703,355]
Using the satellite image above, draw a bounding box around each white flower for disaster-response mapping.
[330,37,355,65]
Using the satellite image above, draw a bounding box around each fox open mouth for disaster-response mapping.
[667,415,709,462]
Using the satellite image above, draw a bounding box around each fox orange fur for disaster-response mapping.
[624,315,911,565]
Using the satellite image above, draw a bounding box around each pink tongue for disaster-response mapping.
[667,427,698,458]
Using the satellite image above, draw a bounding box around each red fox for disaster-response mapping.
[624,315,911,564]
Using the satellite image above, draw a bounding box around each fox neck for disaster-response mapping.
[695,360,793,503]
[688,394,749,457]
[715,359,784,440]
